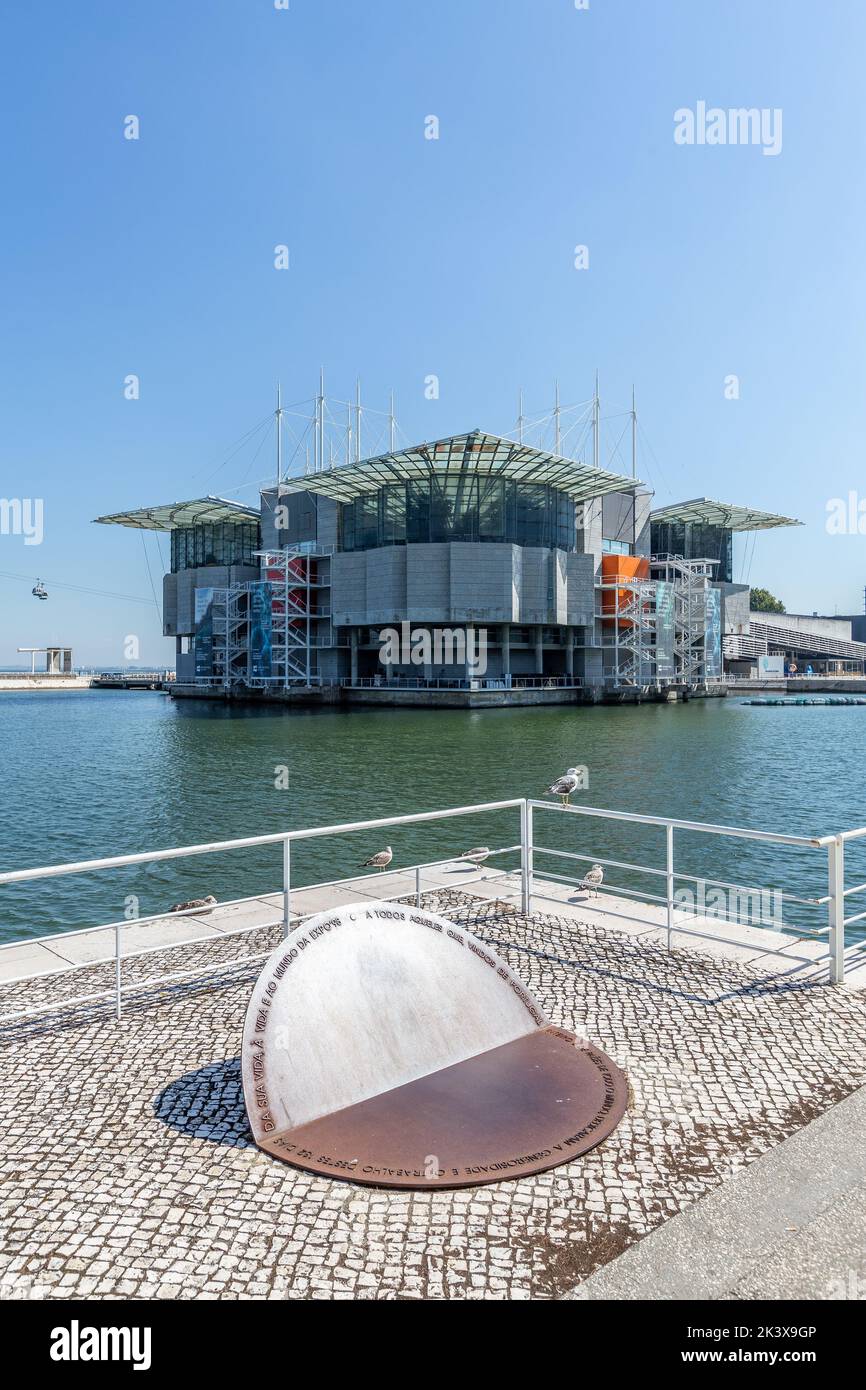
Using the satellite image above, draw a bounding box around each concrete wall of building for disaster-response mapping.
[576,497,604,570]
[447,543,518,622]
[176,651,196,682]
[634,489,653,557]
[566,553,596,626]
[751,611,854,641]
[367,546,408,625]
[405,545,450,621]
[601,491,635,548]
[330,542,595,629]
[163,565,258,637]
[581,640,605,686]
[260,487,340,552]
[316,647,349,681]
[719,583,751,634]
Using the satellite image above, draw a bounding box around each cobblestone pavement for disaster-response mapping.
[1,891,865,1301]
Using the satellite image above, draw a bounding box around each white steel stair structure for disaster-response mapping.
[252,546,335,690]
[613,578,660,688]
[652,554,715,686]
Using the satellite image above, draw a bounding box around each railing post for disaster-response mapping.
[114,920,122,1021]
[415,865,422,907]
[520,800,533,915]
[828,837,845,985]
[283,835,292,939]
[666,823,674,952]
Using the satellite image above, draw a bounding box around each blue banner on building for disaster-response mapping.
[704,587,722,678]
[194,588,214,680]
[249,582,273,679]
[655,582,676,681]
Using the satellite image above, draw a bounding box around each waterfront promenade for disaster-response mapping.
[1,866,865,1300]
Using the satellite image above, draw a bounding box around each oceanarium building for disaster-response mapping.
[96,430,836,701]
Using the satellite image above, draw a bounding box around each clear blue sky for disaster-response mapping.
[1,0,864,665]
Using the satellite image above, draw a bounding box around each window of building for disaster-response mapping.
[339,480,576,552]
[170,522,260,573]
[602,538,633,556]
[649,520,732,582]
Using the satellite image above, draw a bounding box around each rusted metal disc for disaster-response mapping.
[259,1027,627,1188]
[242,902,627,1189]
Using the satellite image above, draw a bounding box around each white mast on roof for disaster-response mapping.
[389,392,396,452]
[355,379,362,463]
[275,382,283,486]
[318,368,326,472]
[631,384,637,479]
[592,369,600,471]
[554,380,561,455]
[517,389,524,444]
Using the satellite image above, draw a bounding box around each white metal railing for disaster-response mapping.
[524,800,846,977]
[724,672,866,682]
[343,676,583,691]
[0,800,523,1022]
[0,797,858,1024]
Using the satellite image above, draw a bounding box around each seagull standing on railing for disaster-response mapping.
[545,767,583,806]
[362,846,393,872]
[580,864,604,898]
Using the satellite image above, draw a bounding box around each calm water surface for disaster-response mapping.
[1,689,864,942]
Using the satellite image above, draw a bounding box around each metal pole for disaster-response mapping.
[520,800,533,915]
[666,823,674,951]
[276,382,282,486]
[631,384,637,479]
[389,391,396,452]
[828,838,845,984]
[593,369,600,471]
[415,865,421,907]
[317,367,325,472]
[283,836,292,938]
[115,920,122,1020]
[554,380,561,455]
[355,378,362,462]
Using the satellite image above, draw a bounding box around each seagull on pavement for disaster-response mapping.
[460,847,490,867]
[362,846,393,871]
[580,864,604,898]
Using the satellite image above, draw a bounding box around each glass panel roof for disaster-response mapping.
[93,497,260,531]
[280,431,642,504]
[649,497,801,531]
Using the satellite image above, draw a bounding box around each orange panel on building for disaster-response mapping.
[601,554,649,626]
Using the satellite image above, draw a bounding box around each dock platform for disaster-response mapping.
[1,866,865,1300]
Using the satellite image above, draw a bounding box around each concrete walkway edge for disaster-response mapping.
[563,1084,866,1300]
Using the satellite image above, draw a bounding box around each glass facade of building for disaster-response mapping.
[170,521,260,572]
[650,520,733,583]
[339,479,576,552]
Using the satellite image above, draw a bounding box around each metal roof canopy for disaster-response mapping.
[650,497,801,531]
[93,497,260,531]
[280,431,643,504]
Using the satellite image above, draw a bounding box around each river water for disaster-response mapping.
[1,689,864,943]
